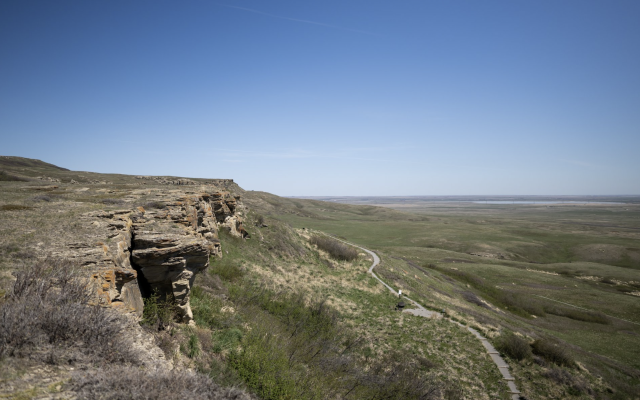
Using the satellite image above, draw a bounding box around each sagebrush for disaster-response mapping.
[309,235,358,261]
[0,259,138,364]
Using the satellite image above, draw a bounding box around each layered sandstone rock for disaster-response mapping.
[131,232,211,322]
[66,188,247,324]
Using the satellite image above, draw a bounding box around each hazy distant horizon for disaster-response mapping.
[287,195,640,199]
[286,194,640,205]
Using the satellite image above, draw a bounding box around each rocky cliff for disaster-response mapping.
[66,188,248,324]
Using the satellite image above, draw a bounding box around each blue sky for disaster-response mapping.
[1,1,639,195]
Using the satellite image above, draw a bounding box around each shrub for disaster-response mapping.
[191,285,226,329]
[0,170,29,182]
[144,201,166,209]
[543,368,592,396]
[544,305,609,324]
[209,262,244,282]
[141,290,179,331]
[71,366,256,400]
[531,339,575,367]
[30,194,52,202]
[101,198,125,205]
[495,332,532,361]
[13,249,37,259]
[460,291,488,308]
[1,204,33,211]
[359,350,444,399]
[309,235,358,261]
[212,328,243,353]
[185,332,200,359]
[0,259,137,363]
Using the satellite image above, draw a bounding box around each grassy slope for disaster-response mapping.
[185,214,510,399]
[2,157,639,399]
[0,159,507,399]
[243,190,640,399]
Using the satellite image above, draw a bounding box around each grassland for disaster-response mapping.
[243,190,640,399]
[2,156,639,399]
[182,217,511,399]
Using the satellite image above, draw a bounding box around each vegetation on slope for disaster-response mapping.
[0,259,253,400]
[157,219,486,399]
[242,190,640,399]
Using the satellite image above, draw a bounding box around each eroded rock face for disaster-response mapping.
[70,189,246,324]
[131,232,212,322]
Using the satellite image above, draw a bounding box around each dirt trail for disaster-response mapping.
[321,232,523,400]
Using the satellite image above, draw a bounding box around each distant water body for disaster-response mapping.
[470,201,626,204]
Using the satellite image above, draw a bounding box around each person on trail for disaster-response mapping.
[396,290,405,310]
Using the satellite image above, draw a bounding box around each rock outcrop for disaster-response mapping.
[67,188,247,324]
[135,175,236,187]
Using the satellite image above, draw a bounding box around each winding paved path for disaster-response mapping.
[321,232,522,400]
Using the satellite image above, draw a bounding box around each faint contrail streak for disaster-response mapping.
[216,3,381,36]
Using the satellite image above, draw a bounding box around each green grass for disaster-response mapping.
[185,213,511,400]
[242,191,640,399]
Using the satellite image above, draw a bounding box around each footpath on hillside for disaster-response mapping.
[319,232,523,400]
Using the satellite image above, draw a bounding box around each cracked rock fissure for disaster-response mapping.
[85,189,248,325]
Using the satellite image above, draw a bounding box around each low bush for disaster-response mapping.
[0,259,137,364]
[360,350,445,400]
[544,305,609,324]
[13,249,37,259]
[1,204,33,211]
[101,198,125,205]
[209,261,245,282]
[460,291,488,308]
[212,328,243,353]
[309,235,358,261]
[71,366,256,400]
[531,339,575,367]
[141,290,180,331]
[191,286,227,329]
[185,332,200,358]
[30,194,53,202]
[543,368,593,396]
[495,332,532,361]
[0,170,29,182]
[144,201,166,209]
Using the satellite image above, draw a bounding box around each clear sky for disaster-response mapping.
[1,1,639,195]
